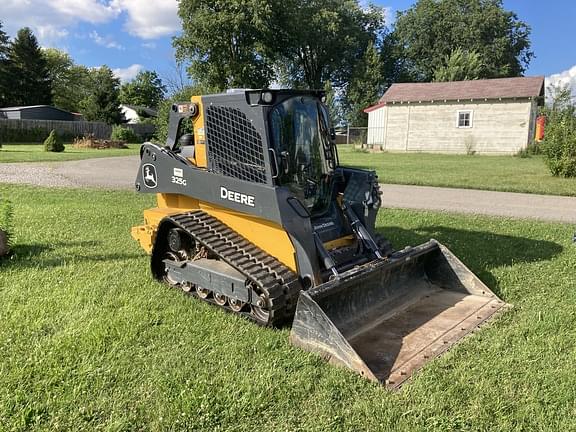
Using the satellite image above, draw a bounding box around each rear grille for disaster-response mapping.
[205,106,267,184]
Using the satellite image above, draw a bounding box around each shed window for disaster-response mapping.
[457,110,473,128]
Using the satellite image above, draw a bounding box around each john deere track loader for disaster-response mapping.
[132,89,508,388]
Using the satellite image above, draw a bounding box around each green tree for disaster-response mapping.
[0,21,11,107]
[345,40,384,127]
[433,48,484,82]
[174,0,273,90]
[268,1,385,89]
[119,70,166,108]
[43,48,91,112]
[541,83,576,177]
[79,66,122,125]
[394,0,533,81]
[6,27,52,106]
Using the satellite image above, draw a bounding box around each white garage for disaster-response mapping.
[364,76,544,155]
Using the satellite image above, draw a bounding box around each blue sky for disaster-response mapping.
[1,0,575,92]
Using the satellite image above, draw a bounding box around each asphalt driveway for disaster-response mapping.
[1,156,575,223]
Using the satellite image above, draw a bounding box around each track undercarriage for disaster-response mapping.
[151,210,302,326]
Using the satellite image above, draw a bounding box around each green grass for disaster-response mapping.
[0,144,140,163]
[1,184,575,431]
[338,145,576,196]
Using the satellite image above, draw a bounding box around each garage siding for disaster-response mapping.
[367,99,535,155]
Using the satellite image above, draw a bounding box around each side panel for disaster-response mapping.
[137,193,298,272]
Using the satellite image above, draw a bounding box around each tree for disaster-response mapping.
[174,0,274,90]
[79,66,122,125]
[43,48,91,112]
[394,0,533,81]
[344,41,384,127]
[174,0,387,94]
[119,70,166,108]
[0,21,10,107]
[433,48,484,82]
[267,1,386,89]
[541,83,576,177]
[5,27,52,106]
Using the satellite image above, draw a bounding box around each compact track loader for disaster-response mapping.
[132,89,508,387]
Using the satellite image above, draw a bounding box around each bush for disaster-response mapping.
[111,125,140,143]
[541,110,576,177]
[0,199,13,257]
[516,142,542,158]
[43,130,65,152]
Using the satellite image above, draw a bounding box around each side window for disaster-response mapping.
[457,110,473,128]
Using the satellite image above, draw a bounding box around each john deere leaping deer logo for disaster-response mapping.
[142,164,158,188]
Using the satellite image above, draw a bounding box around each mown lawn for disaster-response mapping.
[0,144,140,163]
[338,145,576,197]
[0,184,575,431]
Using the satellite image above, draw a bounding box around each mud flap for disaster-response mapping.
[289,240,509,388]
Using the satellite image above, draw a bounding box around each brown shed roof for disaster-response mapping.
[365,76,545,112]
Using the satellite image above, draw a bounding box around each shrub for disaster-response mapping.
[44,130,65,152]
[541,110,576,177]
[0,199,13,257]
[111,125,140,143]
[516,142,542,158]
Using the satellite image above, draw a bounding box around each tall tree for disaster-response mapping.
[394,0,533,81]
[0,21,10,107]
[43,48,90,112]
[174,0,273,90]
[119,70,166,108]
[267,1,385,89]
[433,48,484,82]
[6,27,52,106]
[79,66,122,125]
[345,41,385,126]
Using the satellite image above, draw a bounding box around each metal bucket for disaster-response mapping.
[290,240,509,388]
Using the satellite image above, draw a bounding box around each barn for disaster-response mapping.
[0,105,82,121]
[364,76,545,155]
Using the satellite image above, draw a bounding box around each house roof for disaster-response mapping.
[0,105,75,114]
[364,76,545,112]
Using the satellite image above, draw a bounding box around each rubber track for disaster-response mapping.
[168,211,302,326]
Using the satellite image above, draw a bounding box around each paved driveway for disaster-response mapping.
[1,156,575,223]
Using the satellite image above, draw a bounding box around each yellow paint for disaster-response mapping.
[191,95,207,168]
[132,193,297,271]
[324,235,355,251]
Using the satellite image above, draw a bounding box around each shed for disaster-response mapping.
[0,105,82,121]
[364,76,545,154]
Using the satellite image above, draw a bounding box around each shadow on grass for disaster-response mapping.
[377,225,564,294]
[0,240,143,269]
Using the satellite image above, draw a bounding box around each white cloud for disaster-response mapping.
[111,0,180,39]
[49,0,120,23]
[89,31,124,50]
[1,0,179,46]
[545,65,576,102]
[113,64,143,82]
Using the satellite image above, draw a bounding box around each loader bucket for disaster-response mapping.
[290,240,509,388]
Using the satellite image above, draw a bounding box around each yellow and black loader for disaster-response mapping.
[132,89,508,388]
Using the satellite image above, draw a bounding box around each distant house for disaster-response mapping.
[364,76,545,155]
[120,104,158,124]
[0,105,83,121]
